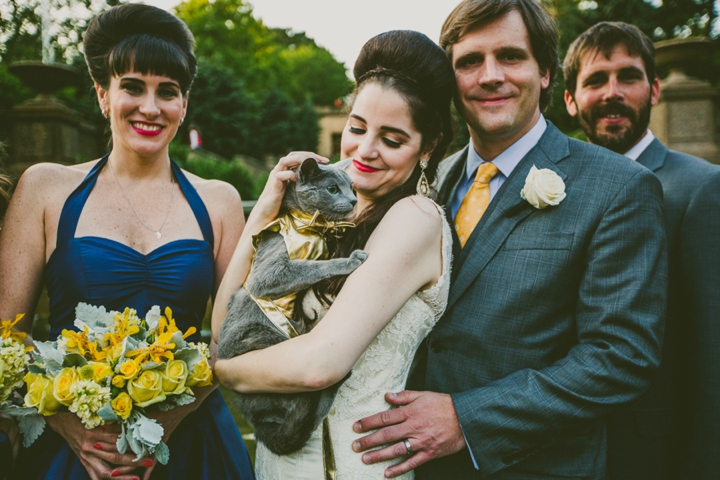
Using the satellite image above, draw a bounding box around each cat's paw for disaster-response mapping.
[350,250,368,265]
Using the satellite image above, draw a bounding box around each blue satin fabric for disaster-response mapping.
[13,155,254,479]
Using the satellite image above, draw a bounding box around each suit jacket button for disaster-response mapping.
[502,451,522,464]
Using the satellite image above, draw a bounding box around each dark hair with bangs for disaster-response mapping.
[84,4,197,94]
[306,30,455,302]
[440,0,559,111]
[563,22,656,97]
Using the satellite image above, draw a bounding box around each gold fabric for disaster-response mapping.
[247,209,355,338]
[322,418,337,480]
[454,162,499,247]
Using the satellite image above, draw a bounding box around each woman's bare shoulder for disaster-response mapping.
[182,171,243,215]
[15,160,99,200]
[367,196,443,251]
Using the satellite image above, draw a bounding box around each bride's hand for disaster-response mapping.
[248,152,328,231]
[46,412,153,480]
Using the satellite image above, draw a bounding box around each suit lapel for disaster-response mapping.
[435,146,470,265]
[636,138,668,173]
[446,123,570,310]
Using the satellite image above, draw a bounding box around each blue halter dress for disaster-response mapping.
[13,155,254,480]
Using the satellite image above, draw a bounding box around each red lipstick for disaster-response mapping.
[353,159,380,173]
[131,122,164,136]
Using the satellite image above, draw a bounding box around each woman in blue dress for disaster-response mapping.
[0,4,254,479]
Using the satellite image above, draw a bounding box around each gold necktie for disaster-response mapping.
[454,162,499,247]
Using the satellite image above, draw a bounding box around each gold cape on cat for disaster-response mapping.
[247,209,355,339]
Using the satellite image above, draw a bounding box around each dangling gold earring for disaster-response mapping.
[102,109,109,119]
[416,159,429,196]
[180,117,184,125]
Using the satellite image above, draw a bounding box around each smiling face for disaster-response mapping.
[452,10,549,159]
[565,45,660,154]
[96,72,187,159]
[341,82,429,210]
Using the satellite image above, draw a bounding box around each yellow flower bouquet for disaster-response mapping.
[22,303,212,464]
[0,314,39,446]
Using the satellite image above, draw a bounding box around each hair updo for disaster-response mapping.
[83,4,197,94]
[308,31,455,301]
[353,30,455,184]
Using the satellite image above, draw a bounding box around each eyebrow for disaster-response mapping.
[582,66,645,83]
[119,76,181,89]
[349,114,411,138]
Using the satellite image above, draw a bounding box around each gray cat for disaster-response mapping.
[217,157,367,455]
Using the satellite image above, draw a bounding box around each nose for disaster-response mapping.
[603,76,624,102]
[350,198,357,207]
[139,92,161,118]
[357,135,378,160]
[479,56,504,86]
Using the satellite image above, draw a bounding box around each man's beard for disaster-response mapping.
[577,95,652,154]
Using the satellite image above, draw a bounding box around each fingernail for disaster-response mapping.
[93,443,102,450]
[144,460,153,466]
[352,441,360,452]
[111,471,119,477]
[388,392,397,399]
[363,454,371,464]
[353,422,361,433]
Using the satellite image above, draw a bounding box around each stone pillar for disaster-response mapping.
[649,38,720,164]
[316,105,347,159]
[7,61,103,175]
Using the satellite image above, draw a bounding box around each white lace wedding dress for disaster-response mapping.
[255,200,452,479]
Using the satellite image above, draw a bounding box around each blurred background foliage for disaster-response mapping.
[0,0,718,194]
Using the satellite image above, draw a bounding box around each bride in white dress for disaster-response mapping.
[212,30,456,479]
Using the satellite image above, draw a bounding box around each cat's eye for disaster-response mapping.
[327,185,340,195]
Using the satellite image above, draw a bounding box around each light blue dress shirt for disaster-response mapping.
[451,115,548,221]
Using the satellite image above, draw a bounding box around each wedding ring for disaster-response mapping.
[403,438,413,455]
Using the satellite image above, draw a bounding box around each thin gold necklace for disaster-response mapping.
[107,160,176,239]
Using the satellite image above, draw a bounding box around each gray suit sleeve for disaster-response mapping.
[451,168,668,476]
[679,169,720,478]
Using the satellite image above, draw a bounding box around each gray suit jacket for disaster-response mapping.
[416,123,667,480]
[606,139,720,480]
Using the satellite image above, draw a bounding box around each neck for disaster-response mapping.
[107,143,172,182]
[470,110,541,161]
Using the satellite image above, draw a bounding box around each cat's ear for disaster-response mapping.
[299,157,321,180]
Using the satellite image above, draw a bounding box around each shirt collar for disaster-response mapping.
[623,129,655,161]
[466,115,547,179]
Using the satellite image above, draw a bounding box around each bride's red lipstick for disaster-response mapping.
[131,122,164,136]
[353,159,380,173]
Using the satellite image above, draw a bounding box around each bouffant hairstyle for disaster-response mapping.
[440,0,559,111]
[563,22,656,97]
[83,4,197,94]
[313,30,455,299]
[0,173,11,219]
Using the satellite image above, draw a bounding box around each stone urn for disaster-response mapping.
[7,61,102,172]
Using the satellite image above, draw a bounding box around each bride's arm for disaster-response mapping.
[211,152,328,341]
[215,196,443,393]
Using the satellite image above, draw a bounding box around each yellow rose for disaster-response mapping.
[52,368,78,406]
[160,360,188,395]
[111,375,126,388]
[127,370,166,408]
[24,373,61,416]
[116,359,140,381]
[186,359,213,388]
[89,362,113,383]
[111,392,133,420]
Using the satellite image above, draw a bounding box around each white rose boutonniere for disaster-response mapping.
[520,165,566,209]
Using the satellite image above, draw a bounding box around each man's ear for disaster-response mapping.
[650,75,660,107]
[564,90,578,117]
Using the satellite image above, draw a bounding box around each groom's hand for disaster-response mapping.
[352,390,466,477]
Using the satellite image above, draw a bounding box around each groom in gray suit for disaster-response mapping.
[563,22,720,480]
[352,1,667,479]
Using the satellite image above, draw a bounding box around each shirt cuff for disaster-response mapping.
[460,424,480,470]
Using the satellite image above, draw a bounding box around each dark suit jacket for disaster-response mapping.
[415,123,668,480]
[606,139,720,480]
